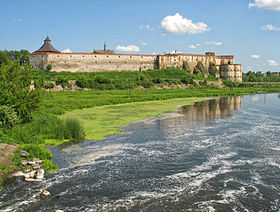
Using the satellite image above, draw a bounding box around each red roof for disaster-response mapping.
[34,36,60,53]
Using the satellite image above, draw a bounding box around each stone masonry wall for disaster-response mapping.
[30,53,158,72]
[30,52,242,82]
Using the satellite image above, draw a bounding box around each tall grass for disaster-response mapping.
[8,112,85,144]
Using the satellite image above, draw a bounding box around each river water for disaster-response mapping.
[0,93,280,211]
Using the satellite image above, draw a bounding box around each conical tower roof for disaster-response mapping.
[34,36,60,53]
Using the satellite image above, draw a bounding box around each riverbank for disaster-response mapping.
[1,87,280,184]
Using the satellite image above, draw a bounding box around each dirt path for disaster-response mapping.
[0,143,18,166]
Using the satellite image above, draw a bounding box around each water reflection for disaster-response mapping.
[179,96,242,120]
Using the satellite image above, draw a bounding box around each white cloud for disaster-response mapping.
[251,54,260,59]
[139,24,154,31]
[249,0,280,11]
[161,13,210,34]
[116,45,140,52]
[261,24,280,31]
[62,48,72,53]
[268,59,279,66]
[188,45,197,49]
[139,41,147,46]
[196,43,201,47]
[204,41,222,46]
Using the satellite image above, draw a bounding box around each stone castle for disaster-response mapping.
[30,37,242,82]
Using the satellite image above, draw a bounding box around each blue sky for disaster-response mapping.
[0,0,280,72]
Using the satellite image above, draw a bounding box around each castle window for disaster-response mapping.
[119,56,121,58]
[107,56,109,58]
[141,56,143,58]
[130,56,132,58]
[95,56,97,58]
[41,56,43,58]
[83,55,85,57]
[57,55,59,57]
[228,61,231,64]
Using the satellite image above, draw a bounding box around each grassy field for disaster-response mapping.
[42,87,280,115]
[60,97,203,140]
[48,87,280,140]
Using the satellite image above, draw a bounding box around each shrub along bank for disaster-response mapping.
[0,61,85,184]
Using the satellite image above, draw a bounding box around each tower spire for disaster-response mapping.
[104,41,107,51]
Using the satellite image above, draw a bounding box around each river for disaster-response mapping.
[0,93,279,211]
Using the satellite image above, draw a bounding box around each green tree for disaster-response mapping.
[0,61,44,123]
[0,51,9,65]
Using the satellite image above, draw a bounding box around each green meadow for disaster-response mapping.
[60,97,202,140]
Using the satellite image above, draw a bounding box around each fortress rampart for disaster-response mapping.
[30,37,242,82]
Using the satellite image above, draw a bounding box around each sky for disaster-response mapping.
[0,0,280,73]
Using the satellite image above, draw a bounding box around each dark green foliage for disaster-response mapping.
[243,71,280,82]
[42,160,59,172]
[56,77,70,88]
[223,80,237,88]
[21,144,52,160]
[44,82,55,89]
[46,64,52,71]
[0,61,44,123]
[0,50,29,65]
[199,80,207,86]
[36,68,218,90]
[64,118,85,139]
[17,145,58,172]
[181,75,192,85]
[0,51,10,65]
[0,105,20,128]
[10,112,85,142]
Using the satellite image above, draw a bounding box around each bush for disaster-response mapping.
[199,80,207,86]
[181,75,192,85]
[44,82,55,89]
[64,118,85,139]
[0,61,44,123]
[10,112,85,143]
[46,64,52,71]
[21,144,52,160]
[56,77,70,88]
[0,105,20,128]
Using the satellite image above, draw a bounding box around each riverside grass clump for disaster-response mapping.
[9,112,85,143]
[1,112,85,173]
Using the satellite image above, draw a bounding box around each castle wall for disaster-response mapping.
[30,54,48,70]
[30,53,158,72]
[220,64,242,82]
[30,52,242,82]
[158,54,234,70]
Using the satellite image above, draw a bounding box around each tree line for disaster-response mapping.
[0,49,29,66]
[243,71,280,82]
